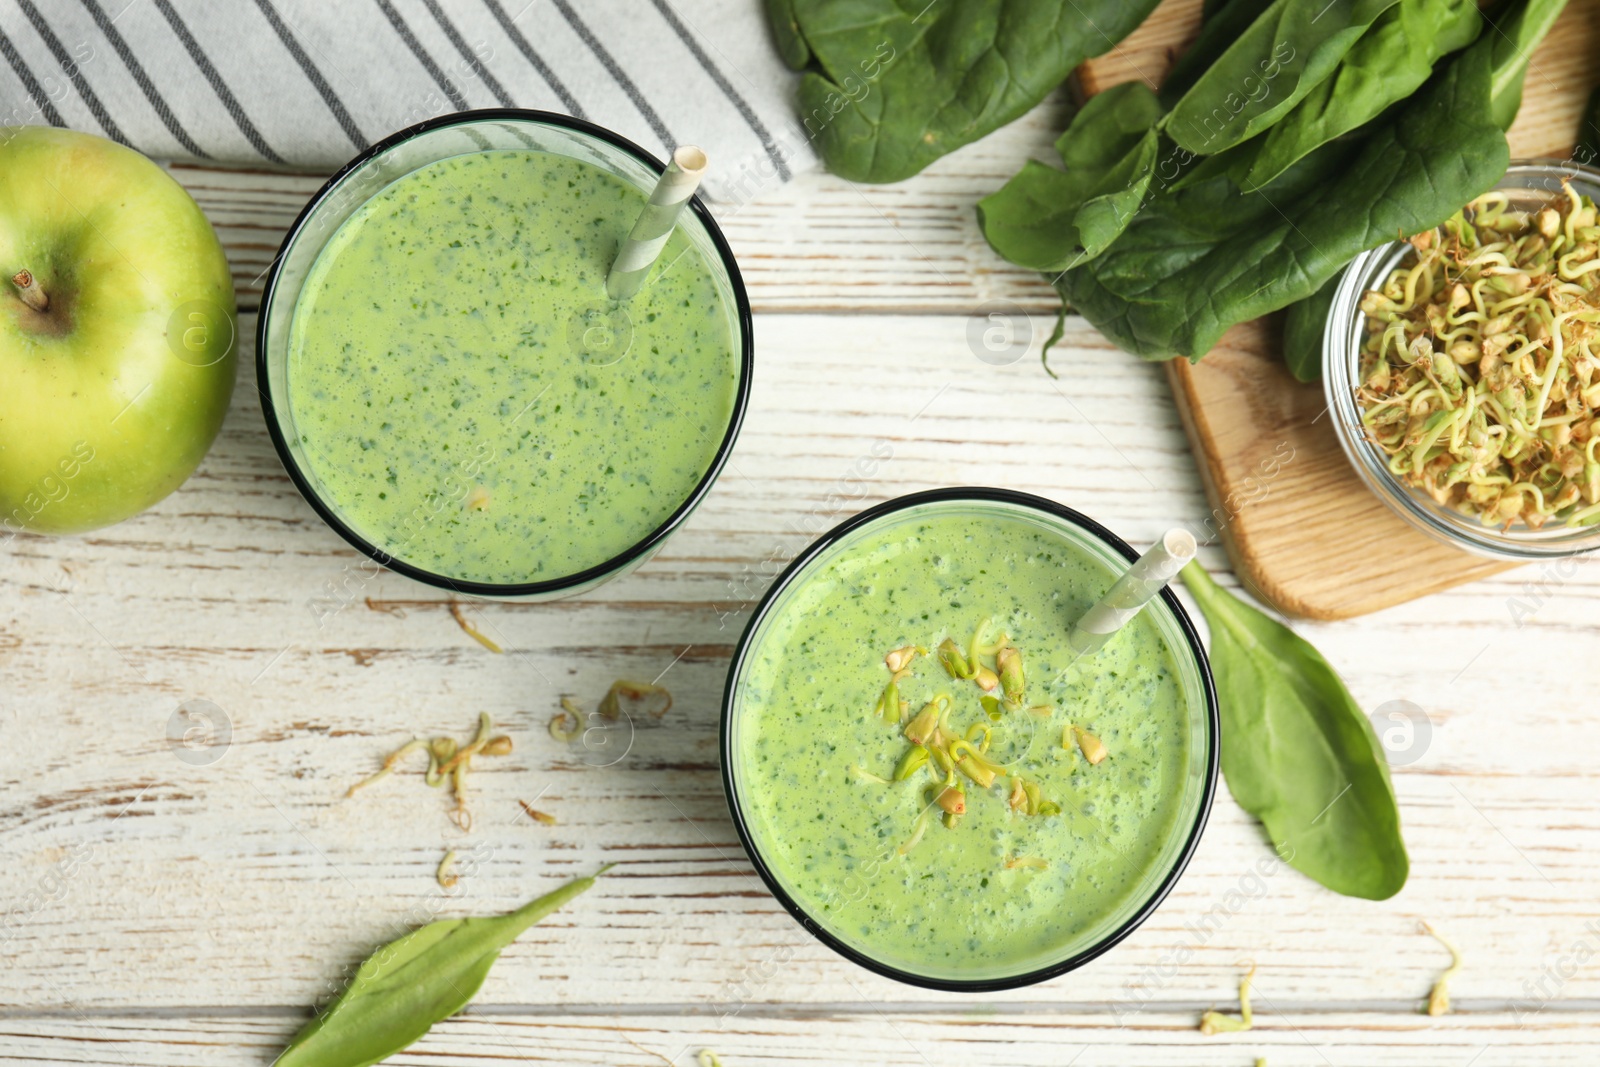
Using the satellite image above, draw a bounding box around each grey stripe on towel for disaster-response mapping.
[0,0,813,196]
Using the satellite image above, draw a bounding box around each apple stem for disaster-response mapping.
[11,270,48,312]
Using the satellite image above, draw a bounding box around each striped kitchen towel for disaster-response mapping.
[0,0,812,200]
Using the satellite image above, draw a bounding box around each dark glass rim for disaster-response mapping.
[256,108,754,598]
[718,487,1220,992]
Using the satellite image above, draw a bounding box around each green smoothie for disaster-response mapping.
[286,150,738,585]
[731,502,1202,981]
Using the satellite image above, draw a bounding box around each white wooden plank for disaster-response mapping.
[15,79,1600,1067]
[6,312,1600,1024]
[1,1010,1594,1067]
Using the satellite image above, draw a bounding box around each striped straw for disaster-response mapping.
[1065,528,1197,660]
[606,145,708,301]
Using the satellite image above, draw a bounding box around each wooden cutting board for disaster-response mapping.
[1075,0,1600,619]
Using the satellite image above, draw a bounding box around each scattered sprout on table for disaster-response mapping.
[346,711,514,832]
[519,799,557,826]
[550,680,675,748]
[549,697,585,741]
[1199,964,1256,1035]
[1422,920,1463,1016]
[449,601,503,653]
[598,679,674,720]
[345,738,428,798]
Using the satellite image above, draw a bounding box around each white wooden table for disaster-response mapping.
[7,91,1600,1067]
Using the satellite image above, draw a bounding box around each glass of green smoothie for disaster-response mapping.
[258,110,751,599]
[722,488,1218,990]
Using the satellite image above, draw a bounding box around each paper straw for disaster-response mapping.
[1066,528,1197,659]
[606,145,707,301]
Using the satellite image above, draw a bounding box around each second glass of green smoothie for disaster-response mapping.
[722,488,1218,990]
[258,111,751,599]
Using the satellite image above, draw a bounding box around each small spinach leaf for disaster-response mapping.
[776,0,1162,183]
[1578,85,1600,167]
[977,162,1098,273]
[1244,0,1481,189]
[1180,562,1407,900]
[977,82,1163,270]
[1282,274,1340,382]
[1165,0,1402,156]
[764,0,811,69]
[1162,0,1279,107]
[276,872,602,1067]
[1485,0,1569,130]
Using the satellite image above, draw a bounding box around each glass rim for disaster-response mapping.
[1322,159,1600,561]
[255,107,754,597]
[718,487,1220,992]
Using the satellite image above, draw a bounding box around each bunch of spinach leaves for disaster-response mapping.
[979,0,1567,369]
[764,0,1162,183]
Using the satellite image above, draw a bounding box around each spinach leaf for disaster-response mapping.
[1579,85,1600,168]
[277,872,602,1067]
[976,83,1163,270]
[1162,0,1279,107]
[1200,0,1266,25]
[775,0,1162,183]
[1243,0,1481,190]
[1282,274,1340,382]
[1180,562,1407,900]
[764,0,811,69]
[1165,0,1402,156]
[1059,28,1512,360]
[1159,135,1256,193]
[1089,138,1348,300]
[1485,0,1569,130]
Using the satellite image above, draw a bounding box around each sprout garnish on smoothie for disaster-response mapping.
[854,622,1095,852]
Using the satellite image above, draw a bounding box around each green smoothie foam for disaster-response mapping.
[286,149,738,585]
[732,502,1199,980]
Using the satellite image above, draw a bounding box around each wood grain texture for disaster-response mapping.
[7,28,1600,1062]
[5,1010,1600,1067]
[8,313,1600,1041]
[1077,0,1600,619]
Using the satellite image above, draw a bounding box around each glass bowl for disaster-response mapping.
[720,488,1218,991]
[1323,160,1600,560]
[257,109,752,600]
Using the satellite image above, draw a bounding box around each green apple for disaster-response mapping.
[0,126,235,537]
